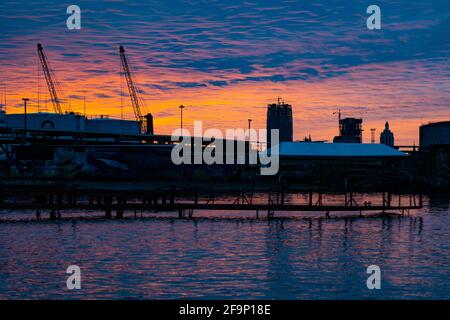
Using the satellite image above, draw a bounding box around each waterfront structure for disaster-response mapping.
[1,111,141,135]
[266,98,293,146]
[419,121,450,188]
[380,121,395,147]
[280,142,404,157]
[420,121,450,151]
[333,118,363,143]
[277,141,408,187]
[0,181,422,221]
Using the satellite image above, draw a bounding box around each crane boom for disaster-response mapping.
[37,43,63,114]
[119,46,143,128]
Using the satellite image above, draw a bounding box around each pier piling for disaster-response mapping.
[0,184,423,221]
[104,196,112,219]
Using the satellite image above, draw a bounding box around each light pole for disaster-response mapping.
[22,98,29,132]
[179,105,185,130]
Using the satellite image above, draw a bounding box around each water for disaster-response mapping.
[0,193,449,299]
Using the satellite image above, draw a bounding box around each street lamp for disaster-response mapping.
[179,105,185,130]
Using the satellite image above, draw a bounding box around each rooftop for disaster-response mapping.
[279,142,406,157]
[420,121,450,128]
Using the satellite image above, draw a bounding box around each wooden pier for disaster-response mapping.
[0,182,423,221]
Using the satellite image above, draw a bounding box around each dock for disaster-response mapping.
[0,182,423,221]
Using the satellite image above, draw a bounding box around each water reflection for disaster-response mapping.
[0,195,449,299]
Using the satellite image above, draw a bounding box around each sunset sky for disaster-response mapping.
[0,0,449,144]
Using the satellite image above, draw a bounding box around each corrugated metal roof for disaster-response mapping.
[278,142,406,157]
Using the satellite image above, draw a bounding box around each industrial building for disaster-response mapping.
[1,111,141,135]
[280,142,404,158]
[276,142,408,188]
[333,117,363,143]
[380,121,395,147]
[418,121,450,188]
[266,98,293,146]
[0,42,447,189]
[420,121,450,151]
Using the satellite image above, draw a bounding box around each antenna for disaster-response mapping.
[333,108,341,120]
[333,108,341,135]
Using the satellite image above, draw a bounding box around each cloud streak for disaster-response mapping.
[0,0,448,144]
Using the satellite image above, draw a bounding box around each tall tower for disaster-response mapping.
[333,117,363,143]
[380,121,394,147]
[266,98,293,147]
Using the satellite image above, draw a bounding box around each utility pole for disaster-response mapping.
[179,105,185,130]
[22,98,29,143]
[22,98,29,131]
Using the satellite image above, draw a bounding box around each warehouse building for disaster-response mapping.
[2,111,141,135]
[276,142,408,188]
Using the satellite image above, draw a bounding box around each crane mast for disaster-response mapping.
[119,46,144,131]
[37,43,63,114]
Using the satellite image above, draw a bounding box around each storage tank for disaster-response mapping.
[420,121,450,151]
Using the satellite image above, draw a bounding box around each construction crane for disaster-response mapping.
[37,43,64,114]
[119,45,148,133]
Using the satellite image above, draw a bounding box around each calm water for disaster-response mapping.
[0,193,449,299]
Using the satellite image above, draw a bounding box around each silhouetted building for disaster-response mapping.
[277,142,408,187]
[333,117,362,143]
[380,121,394,147]
[266,98,293,146]
[145,113,154,135]
[3,112,141,135]
[420,121,450,151]
[419,121,450,188]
